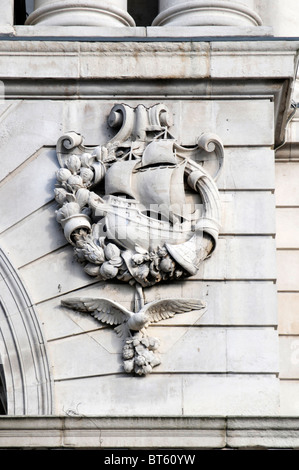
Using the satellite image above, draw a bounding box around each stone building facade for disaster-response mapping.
[0,0,299,449]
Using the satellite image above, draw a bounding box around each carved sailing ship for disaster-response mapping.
[94,139,194,252]
[54,103,224,375]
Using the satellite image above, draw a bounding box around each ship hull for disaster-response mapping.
[100,196,194,251]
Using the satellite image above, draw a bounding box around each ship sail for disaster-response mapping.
[132,140,187,222]
[141,139,177,167]
[105,159,139,199]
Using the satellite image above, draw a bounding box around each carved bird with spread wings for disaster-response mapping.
[61,297,206,338]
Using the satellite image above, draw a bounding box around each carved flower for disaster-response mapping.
[160,257,175,273]
[55,202,81,222]
[142,364,153,375]
[123,343,134,360]
[80,167,94,185]
[54,188,68,205]
[56,168,72,182]
[135,355,146,367]
[123,359,134,373]
[100,262,118,280]
[132,253,149,265]
[80,152,93,168]
[66,155,81,173]
[135,263,150,281]
[83,263,101,277]
[67,174,83,190]
[104,243,121,260]
[75,188,90,209]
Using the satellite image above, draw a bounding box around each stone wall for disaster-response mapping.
[0,39,296,420]
[0,0,299,450]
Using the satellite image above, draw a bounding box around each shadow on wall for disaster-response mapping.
[0,363,7,415]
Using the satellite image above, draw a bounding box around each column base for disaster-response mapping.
[152,0,263,27]
[25,0,135,27]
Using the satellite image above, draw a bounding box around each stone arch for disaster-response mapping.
[0,248,53,415]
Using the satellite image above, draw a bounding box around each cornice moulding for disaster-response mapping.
[0,416,299,448]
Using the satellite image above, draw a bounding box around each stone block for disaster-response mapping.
[37,281,277,345]
[196,236,277,281]
[210,42,296,79]
[279,380,299,416]
[276,208,299,248]
[54,374,185,416]
[276,250,299,291]
[275,162,299,206]
[0,202,66,269]
[278,293,299,335]
[183,374,279,416]
[279,336,299,379]
[0,148,58,233]
[19,236,277,304]
[48,328,122,379]
[177,100,274,147]
[226,328,279,373]
[227,416,299,448]
[217,147,275,191]
[220,191,276,235]
[0,100,63,182]
[78,42,211,80]
[0,41,80,79]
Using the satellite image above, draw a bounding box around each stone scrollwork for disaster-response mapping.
[55,103,224,375]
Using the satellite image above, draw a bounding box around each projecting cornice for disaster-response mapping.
[0,38,297,147]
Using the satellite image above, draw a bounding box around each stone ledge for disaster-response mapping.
[0,416,298,449]
[8,25,273,39]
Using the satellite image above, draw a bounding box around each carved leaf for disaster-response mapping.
[61,297,133,325]
[142,298,206,323]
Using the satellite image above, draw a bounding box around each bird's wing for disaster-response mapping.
[61,297,132,326]
[142,298,206,323]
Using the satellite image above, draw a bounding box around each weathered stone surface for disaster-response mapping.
[53,373,279,416]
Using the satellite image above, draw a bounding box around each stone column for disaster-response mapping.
[152,0,262,27]
[25,0,135,26]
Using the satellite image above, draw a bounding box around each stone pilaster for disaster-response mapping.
[25,0,135,26]
[0,0,14,33]
[152,0,262,27]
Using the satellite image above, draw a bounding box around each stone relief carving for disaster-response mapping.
[54,103,223,375]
